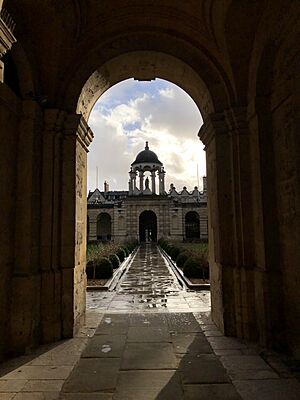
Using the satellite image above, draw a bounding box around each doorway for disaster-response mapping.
[139,210,157,242]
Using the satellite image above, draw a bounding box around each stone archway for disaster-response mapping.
[2,1,300,360]
[139,210,157,242]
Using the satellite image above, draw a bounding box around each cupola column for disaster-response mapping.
[139,171,144,192]
[129,168,136,195]
[158,168,166,195]
[151,170,156,194]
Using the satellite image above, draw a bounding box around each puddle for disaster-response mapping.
[101,344,112,353]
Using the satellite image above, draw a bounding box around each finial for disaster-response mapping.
[145,141,149,150]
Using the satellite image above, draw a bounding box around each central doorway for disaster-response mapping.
[139,210,157,242]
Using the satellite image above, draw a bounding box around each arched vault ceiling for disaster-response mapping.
[6,0,285,113]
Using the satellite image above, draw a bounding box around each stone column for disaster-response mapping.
[158,169,166,195]
[129,168,136,195]
[37,110,93,342]
[61,115,93,336]
[139,171,144,192]
[9,100,44,354]
[151,170,156,194]
[39,109,66,342]
[199,109,257,341]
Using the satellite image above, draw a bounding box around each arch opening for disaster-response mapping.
[76,51,216,122]
[96,212,112,242]
[185,211,200,240]
[139,210,157,243]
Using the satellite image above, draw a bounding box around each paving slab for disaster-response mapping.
[172,332,212,354]
[29,339,88,366]
[179,354,230,384]
[13,393,60,400]
[207,336,247,350]
[129,313,167,327]
[221,355,279,380]
[62,358,120,393]
[82,335,126,358]
[203,329,223,337]
[234,378,300,400]
[193,312,213,325]
[95,315,129,335]
[0,379,27,392]
[114,370,183,400]
[21,379,64,392]
[214,349,243,356]
[166,313,203,333]
[1,366,73,380]
[127,326,171,342]
[121,343,177,370]
[183,383,242,399]
[60,394,113,400]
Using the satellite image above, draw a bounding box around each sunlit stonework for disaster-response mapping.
[87,142,208,243]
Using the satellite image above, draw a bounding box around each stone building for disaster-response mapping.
[1,1,300,361]
[87,142,208,243]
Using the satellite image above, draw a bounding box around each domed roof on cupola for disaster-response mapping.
[131,141,162,166]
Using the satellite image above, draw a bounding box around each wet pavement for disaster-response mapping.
[1,244,300,399]
[86,244,211,313]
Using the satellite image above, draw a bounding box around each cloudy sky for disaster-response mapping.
[87,78,206,193]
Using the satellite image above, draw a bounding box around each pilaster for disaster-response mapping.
[199,109,257,341]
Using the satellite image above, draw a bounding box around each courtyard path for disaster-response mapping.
[86,243,211,313]
[1,245,300,399]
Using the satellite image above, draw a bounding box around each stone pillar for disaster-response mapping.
[129,168,136,195]
[61,115,93,336]
[39,109,65,342]
[37,110,93,342]
[139,171,144,192]
[158,169,166,195]
[199,109,257,341]
[151,170,156,193]
[9,100,43,355]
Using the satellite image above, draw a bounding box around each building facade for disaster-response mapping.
[87,142,208,243]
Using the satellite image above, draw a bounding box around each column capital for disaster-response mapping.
[198,112,227,147]
[43,110,94,150]
[224,106,248,134]
[199,107,249,147]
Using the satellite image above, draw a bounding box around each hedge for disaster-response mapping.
[94,257,113,279]
[109,254,120,269]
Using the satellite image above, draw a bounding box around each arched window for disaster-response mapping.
[185,211,200,239]
[97,213,112,241]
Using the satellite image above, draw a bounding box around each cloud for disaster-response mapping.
[87,79,206,193]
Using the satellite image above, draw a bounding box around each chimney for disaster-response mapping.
[104,181,109,193]
[203,176,207,192]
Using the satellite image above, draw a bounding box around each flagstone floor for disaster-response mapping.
[1,244,299,399]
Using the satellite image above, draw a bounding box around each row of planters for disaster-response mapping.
[158,238,209,281]
[86,241,138,280]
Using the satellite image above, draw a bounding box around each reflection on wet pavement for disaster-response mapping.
[86,243,210,313]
